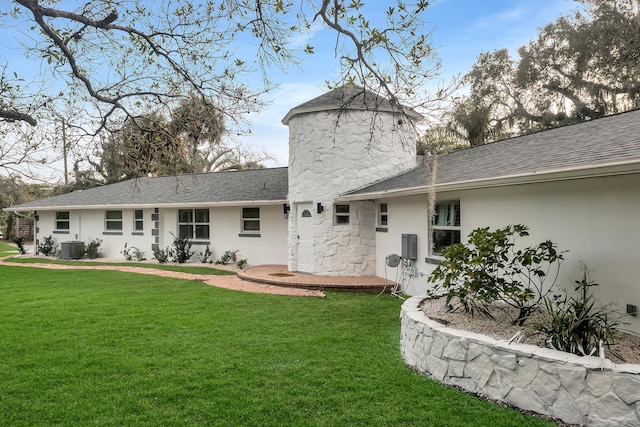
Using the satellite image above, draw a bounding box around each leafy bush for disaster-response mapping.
[153,247,170,264]
[121,243,145,261]
[427,224,564,325]
[37,235,57,256]
[236,258,248,269]
[84,238,103,259]
[530,267,626,358]
[169,233,194,264]
[218,249,239,265]
[198,245,213,263]
[13,237,27,255]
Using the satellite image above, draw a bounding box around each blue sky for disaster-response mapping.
[245,0,579,167]
[2,0,580,177]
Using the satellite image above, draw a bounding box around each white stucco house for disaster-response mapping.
[6,85,640,334]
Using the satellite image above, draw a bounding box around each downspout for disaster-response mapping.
[77,210,82,242]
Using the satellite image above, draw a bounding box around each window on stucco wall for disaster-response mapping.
[334,204,350,225]
[378,203,388,227]
[178,208,210,240]
[105,210,123,231]
[241,207,260,234]
[134,210,144,232]
[55,211,70,232]
[432,200,461,256]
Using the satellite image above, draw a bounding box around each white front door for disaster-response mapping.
[297,204,314,273]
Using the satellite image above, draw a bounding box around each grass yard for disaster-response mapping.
[4,256,236,275]
[0,266,555,426]
[0,240,19,257]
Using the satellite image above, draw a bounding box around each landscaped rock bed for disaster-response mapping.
[401,296,640,427]
[420,297,640,365]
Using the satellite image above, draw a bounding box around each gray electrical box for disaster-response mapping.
[401,234,417,260]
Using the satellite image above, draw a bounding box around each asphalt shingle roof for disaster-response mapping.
[281,84,423,124]
[10,167,288,210]
[344,108,640,196]
[9,108,640,211]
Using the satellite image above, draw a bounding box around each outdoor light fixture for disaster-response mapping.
[627,304,638,316]
[317,203,324,214]
[283,204,290,215]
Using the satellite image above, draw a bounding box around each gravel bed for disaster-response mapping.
[420,297,640,365]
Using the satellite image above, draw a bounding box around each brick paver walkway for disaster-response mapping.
[2,255,397,296]
[239,264,396,293]
[1,257,325,298]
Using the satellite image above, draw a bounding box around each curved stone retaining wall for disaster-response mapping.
[400,296,640,427]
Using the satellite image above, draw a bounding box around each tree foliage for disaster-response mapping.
[0,0,436,178]
[435,0,640,147]
[93,113,180,183]
[89,95,271,183]
[0,174,47,239]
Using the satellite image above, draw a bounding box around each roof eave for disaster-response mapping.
[335,160,640,202]
[282,105,423,125]
[4,199,289,212]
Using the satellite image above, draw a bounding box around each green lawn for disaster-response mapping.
[0,266,554,426]
[0,240,18,257]
[4,256,236,275]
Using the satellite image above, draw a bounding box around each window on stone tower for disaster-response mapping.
[334,204,350,225]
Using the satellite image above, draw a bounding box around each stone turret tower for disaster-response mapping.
[282,85,422,275]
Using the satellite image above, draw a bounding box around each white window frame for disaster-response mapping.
[178,208,210,240]
[105,210,123,231]
[241,207,260,234]
[431,200,461,256]
[334,204,350,225]
[134,209,144,231]
[378,203,388,228]
[55,211,70,231]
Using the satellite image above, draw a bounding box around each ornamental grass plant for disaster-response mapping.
[530,267,627,359]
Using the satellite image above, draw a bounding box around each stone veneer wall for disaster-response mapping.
[400,296,640,427]
[287,109,416,275]
[317,201,376,276]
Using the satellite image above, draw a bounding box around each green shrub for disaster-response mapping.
[427,224,564,325]
[218,249,239,265]
[236,258,248,269]
[13,237,27,255]
[84,238,103,259]
[152,247,170,264]
[121,243,145,261]
[530,267,626,358]
[198,245,213,263]
[37,235,57,256]
[169,233,194,264]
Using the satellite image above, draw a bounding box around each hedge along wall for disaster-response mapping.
[400,296,640,427]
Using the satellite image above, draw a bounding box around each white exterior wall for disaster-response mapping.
[36,209,155,258]
[378,173,640,334]
[208,206,288,265]
[35,205,288,266]
[374,196,431,295]
[287,109,417,275]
